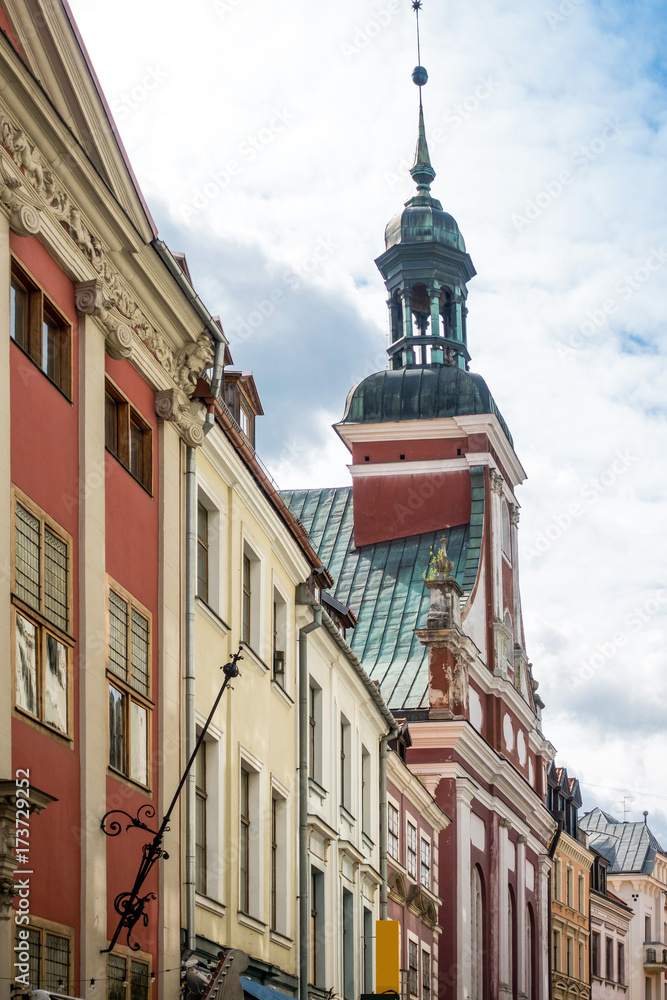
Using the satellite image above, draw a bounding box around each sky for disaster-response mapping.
[66,0,667,844]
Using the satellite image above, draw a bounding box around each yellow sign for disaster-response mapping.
[375,920,400,993]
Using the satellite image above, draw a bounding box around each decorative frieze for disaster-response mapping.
[490,469,504,495]
[510,503,520,525]
[0,104,213,394]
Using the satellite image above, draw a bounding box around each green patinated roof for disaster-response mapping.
[340,367,514,447]
[283,468,485,711]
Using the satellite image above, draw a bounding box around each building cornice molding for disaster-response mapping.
[387,751,451,832]
[0,97,213,395]
[556,831,595,869]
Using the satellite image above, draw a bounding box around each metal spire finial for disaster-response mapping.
[409,1,435,199]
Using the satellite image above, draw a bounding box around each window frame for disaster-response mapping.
[408,938,419,997]
[106,943,153,1000]
[406,820,418,880]
[420,835,431,889]
[195,740,207,896]
[196,501,209,603]
[421,948,431,1000]
[105,377,153,494]
[272,586,287,688]
[308,679,323,786]
[387,800,400,861]
[15,916,74,993]
[10,256,72,400]
[106,577,153,789]
[12,487,73,737]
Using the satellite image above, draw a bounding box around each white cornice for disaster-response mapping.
[335,414,526,487]
[408,720,555,845]
[348,458,470,478]
[556,831,595,868]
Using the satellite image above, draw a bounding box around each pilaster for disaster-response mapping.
[78,310,109,985]
[537,854,552,1000]
[455,779,476,1000]
[517,835,527,1000]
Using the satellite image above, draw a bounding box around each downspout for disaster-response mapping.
[184,342,226,953]
[379,736,389,920]
[297,588,322,1000]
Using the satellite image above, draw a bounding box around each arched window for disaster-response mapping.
[525,906,534,1000]
[508,885,517,999]
[471,866,484,1000]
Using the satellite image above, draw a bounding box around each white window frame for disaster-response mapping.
[406,817,418,880]
[420,833,432,889]
[239,749,263,919]
[271,576,289,690]
[270,778,290,938]
[387,795,400,862]
[196,482,223,614]
[241,535,263,654]
[361,745,372,837]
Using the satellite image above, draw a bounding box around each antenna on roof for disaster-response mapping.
[643,810,649,826]
[621,796,631,821]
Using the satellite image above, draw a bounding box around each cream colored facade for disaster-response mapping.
[589,889,631,999]
[191,418,313,990]
[551,831,594,1000]
[606,857,667,1000]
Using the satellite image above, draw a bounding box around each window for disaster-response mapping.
[578,873,585,912]
[579,942,584,982]
[195,741,207,895]
[422,951,431,1000]
[310,867,325,986]
[471,867,484,1000]
[11,259,72,397]
[272,589,286,686]
[13,492,72,734]
[617,942,624,985]
[388,803,399,860]
[361,746,371,835]
[566,937,572,977]
[340,715,351,813]
[408,940,418,996]
[309,680,322,785]
[197,503,209,602]
[15,921,73,992]
[645,914,652,943]
[363,907,373,992]
[105,380,152,491]
[591,932,600,977]
[270,788,288,935]
[107,954,151,1000]
[241,544,261,650]
[553,930,561,972]
[342,888,354,1000]
[240,768,250,913]
[501,500,511,558]
[606,937,614,981]
[407,822,417,879]
[566,866,573,907]
[553,857,560,900]
[420,837,431,889]
[242,554,251,645]
[645,978,652,1000]
[107,582,151,786]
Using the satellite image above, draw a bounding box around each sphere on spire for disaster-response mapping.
[412,65,428,87]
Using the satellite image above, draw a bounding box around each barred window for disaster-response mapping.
[107,582,152,786]
[16,923,72,992]
[13,492,72,735]
[107,954,150,1000]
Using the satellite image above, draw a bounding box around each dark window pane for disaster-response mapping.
[130,609,149,696]
[108,955,126,1000]
[44,528,68,631]
[130,419,145,483]
[130,961,149,1000]
[105,393,119,456]
[108,591,128,679]
[197,504,208,602]
[11,279,29,350]
[16,503,40,610]
[25,927,40,989]
[109,684,125,773]
[43,316,62,386]
[45,933,70,992]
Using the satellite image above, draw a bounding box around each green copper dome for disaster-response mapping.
[341,366,513,446]
[385,203,466,252]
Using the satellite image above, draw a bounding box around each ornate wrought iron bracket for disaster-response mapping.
[101,649,243,954]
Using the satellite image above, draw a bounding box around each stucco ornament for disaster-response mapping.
[155,388,205,448]
[75,279,133,361]
[0,102,212,397]
[423,536,461,630]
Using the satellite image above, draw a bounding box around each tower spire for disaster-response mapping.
[409,2,436,201]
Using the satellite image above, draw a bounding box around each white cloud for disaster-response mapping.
[67,0,667,843]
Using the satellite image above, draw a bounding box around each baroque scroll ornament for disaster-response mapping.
[0,105,213,395]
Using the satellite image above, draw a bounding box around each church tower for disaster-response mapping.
[287,8,559,998]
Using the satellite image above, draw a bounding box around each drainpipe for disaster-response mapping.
[184,443,197,951]
[380,735,389,920]
[297,588,322,1000]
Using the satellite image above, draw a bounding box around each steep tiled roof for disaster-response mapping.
[283,468,485,710]
[580,807,665,875]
